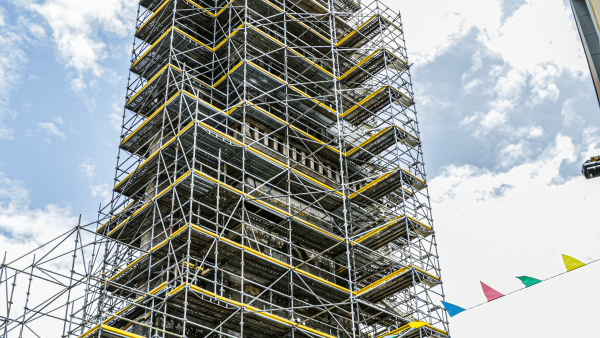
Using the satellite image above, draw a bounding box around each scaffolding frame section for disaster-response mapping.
[1,0,451,337]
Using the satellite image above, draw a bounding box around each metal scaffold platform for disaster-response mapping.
[0,0,451,337]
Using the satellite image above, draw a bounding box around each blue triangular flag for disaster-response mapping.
[441,301,466,317]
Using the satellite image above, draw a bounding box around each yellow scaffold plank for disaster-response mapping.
[96,200,136,233]
[360,264,440,292]
[336,16,403,48]
[106,171,191,237]
[168,283,337,338]
[339,49,407,81]
[187,223,351,294]
[79,324,146,338]
[376,321,448,337]
[104,226,188,284]
[113,121,194,192]
[100,282,167,325]
[355,267,409,295]
[136,0,170,35]
[353,216,415,244]
[342,86,415,124]
[189,170,345,242]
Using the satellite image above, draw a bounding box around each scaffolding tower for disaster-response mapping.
[0,0,450,337]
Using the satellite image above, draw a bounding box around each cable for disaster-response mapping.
[459,258,600,313]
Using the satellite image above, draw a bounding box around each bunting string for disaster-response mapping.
[441,255,600,317]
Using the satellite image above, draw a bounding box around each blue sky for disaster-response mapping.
[0,0,136,216]
[0,0,599,336]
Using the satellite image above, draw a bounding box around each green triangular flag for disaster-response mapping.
[516,276,542,287]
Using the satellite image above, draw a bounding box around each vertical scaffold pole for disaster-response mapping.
[17,255,35,338]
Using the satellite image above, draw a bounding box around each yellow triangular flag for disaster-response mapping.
[562,254,585,272]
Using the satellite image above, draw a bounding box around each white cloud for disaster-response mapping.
[109,113,122,131]
[82,160,113,202]
[493,68,525,99]
[0,172,90,338]
[80,158,96,178]
[389,0,503,65]
[499,141,530,167]
[460,68,526,134]
[392,0,587,137]
[461,52,485,93]
[17,15,46,37]
[0,122,15,142]
[70,74,87,92]
[528,64,560,105]
[394,0,585,74]
[485,0,586,74]
[90,182,112,202]
[582,127,600,160]
[0,7,6,26]
[462,78,483,93]
[560,97,584,127]
[480,102,510,129]
[513,125,544,139]
[463,52,483,80]
[110,102,123,130]
[483,68,526,127]
[38,121,66,140]
[0,9,26,141]
[430,133,600,337]
[22,0,137,86]
[527,126,544,138]
[0,172,78,263]
[457,62,566,136]
[82,156,112,201]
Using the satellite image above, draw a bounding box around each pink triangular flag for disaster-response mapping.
[480,282,504,302]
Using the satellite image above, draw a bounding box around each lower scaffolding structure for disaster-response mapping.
[0,219,448,337]
[1,0,450,337]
